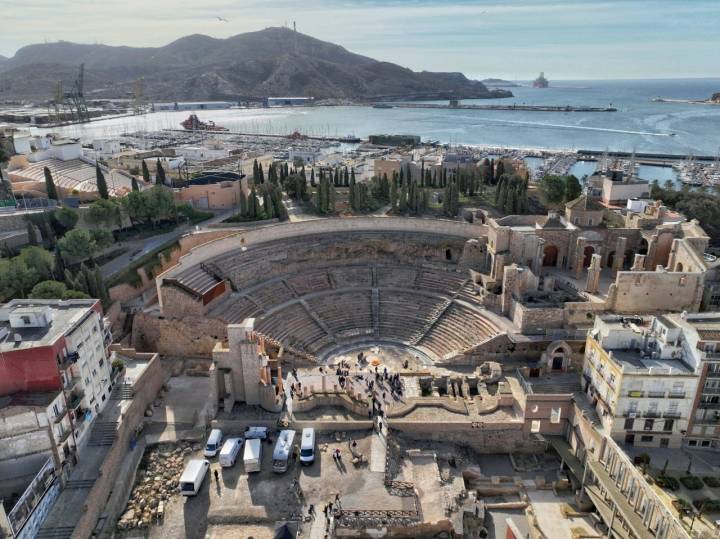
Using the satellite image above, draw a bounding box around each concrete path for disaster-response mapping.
[369,427,387,473]
[308,514,329,539]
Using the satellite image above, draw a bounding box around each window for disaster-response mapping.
[644,419,654,431]
[624,418,634,430]
[663,419,674,432]
[550,408,561,424]
[21,315,31,324]
[641,435,654,442]
[688,440,698,447]
[701,440,711,447]
[531,420,541,433]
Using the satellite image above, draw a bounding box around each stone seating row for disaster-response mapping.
[418,304,498,358]
[208,296,260,324]
[375,266,418,288]
[285,271,333,296]
[378,292,448,342]
[414,270,467,293]
[328,267,373,288]
[247,280,296,309]
[256,304,332,354]
[307,292,374,336]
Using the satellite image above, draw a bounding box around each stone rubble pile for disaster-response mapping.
[117,442,193,530]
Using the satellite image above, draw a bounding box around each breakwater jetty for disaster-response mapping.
[370,102,617,113]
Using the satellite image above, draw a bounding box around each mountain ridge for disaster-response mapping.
[0,27,512,102]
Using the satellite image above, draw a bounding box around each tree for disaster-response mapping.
[90,229,114,250]
[0,258,38,300]
[18,246,55,281]
[52,207,79,232]
[141,160,150,183]
[96,164,109,199]
[564,175,582,202]
[53,247,66,280]
[30,280,68,299]
[156,159,166,186]
[390,176,399,211]
[538,174,567,206]
[131,176,140,192]
[86,199,120,228]
[44,167,59,200]
[26,222,38,246]
[58,229,96,260]
[239,188,248,217]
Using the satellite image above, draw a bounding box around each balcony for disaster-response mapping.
[668,392,686,399]
[707,371,720,378]
[62,375,80,392]
[643,411,661,418]
[58,351,80,370]
[698,402,720,410]
[68,390,84,410]
[663,412,682,419]
[52,407,67,424]
[647,391,666,398]
[56,428,71,443]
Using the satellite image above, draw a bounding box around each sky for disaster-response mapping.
[1,0,718,80]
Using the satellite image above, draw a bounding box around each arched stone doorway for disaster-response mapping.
[583,246,595,268]
[544,341,574,372]
[638,238,649,255]
[676,262,684,272]
[543,245,559,267]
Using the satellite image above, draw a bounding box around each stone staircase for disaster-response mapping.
[369,429,388,473]
[88,421,118,447]
[65,478,95,489]
[36,526,75,539]
[111,382,134,400]
[410,298,452,345]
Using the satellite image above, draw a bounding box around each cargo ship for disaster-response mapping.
[533,72,549,88]
[180,114,228,131]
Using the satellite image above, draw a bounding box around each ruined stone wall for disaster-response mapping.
[667,238,706,274]
[131,312,227,357]
[72,353,164,539]
[523,394,574,437]
[607,271,704,313]
[510,301,565,333]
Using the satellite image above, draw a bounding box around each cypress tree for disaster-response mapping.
[310,168,316,187]
[27,222,37,246]
[239,188,248,217]
[44,167,58,200]
[248,187,259,218]
[328,180,336,213]
[390,177,399,211]
[131,176,140,191]
[252,160,259,184]
[141,160,150,182]
[258,164,265,184]
[344,167,349,187]
[349,173,356,210]
[262,188,272,218]
[156,159,166,186]
[96,164,109,199]
[450,182,459,216]
[399,182,408,212]
[495,160,505,184]
[54,247,66,281]
[420,160,425,188]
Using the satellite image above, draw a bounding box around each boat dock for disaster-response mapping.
[163,128,361,143]
[369,103,617,113]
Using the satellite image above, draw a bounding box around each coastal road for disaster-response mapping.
[100,208,237,279]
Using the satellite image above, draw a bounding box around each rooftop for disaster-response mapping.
[0,390,60,411]
[608,350,693,375]
[0,299,98,352]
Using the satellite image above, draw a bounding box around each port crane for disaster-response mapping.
[50,64,90,124]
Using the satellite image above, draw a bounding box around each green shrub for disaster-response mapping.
[657,475,680,491]
[673,498,692,513]
[680,476,704,490]
[111,358,125,371]
[702,476,720,488]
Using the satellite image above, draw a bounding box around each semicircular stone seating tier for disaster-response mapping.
[198,262,501,361]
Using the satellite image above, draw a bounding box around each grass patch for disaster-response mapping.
[680,476,705,490]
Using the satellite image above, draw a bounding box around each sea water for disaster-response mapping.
[37,79,720,156]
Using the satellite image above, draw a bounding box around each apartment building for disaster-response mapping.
[583,315,699,449]
[666,312,720,449]
[0,299,113,450]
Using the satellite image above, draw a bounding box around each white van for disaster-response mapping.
[299,428,315,465]
[244,438,262,473]
[179,459,209,496]
[204,429,223,457]
[272,429,296,473]
[219,437,243,468]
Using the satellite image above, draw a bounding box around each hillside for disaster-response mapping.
[0,28,512,102]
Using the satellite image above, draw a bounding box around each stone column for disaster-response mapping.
[575,237,588,280]
[501,264,520,315]
[585,254,602,294]
[612,237,627,273]
[631,254,647,271]
[534,239,545,275]
[645,237,658,270]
